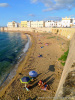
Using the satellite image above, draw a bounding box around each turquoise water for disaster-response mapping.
[0,32,28,85]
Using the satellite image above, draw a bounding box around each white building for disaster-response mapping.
[38,21,45,27]
[7,21,18,27]
[57,21,62,27]
[31,21,45,28]
[27,21,32,27]
[31,21,37,28]
[53,21,57,27]
[45,21,55,27]
[61,17,71,27]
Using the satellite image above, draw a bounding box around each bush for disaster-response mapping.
[58,49,69,66]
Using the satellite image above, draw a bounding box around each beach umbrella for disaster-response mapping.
[20,76,31,87]
[29,71,38,77]
[20,76,31,83]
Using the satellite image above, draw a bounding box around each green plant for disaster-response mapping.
[58,49,69,66]
[47,36,56,39]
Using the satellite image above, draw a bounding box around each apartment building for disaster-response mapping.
[38,21,45,27]
[31,21,38,27]
[31,21,45,27]
[7,21,18,27]
[21,21,27,27]
[57,21,62,27]
[27,21,32,27]
[61,17,71,27]
[45,21,55,27]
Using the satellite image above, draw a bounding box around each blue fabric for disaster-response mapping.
[29,71,37,77]
[21,77,30,82]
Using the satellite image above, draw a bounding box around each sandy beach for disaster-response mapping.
[0,32,69,100]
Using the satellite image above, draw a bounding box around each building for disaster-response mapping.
[31,21,45,28]
[45,21,50,27]
[37,21,45,27]
[57,21,62,27]
[27,21,32,27]
[31,21,38,27]
[53,21,57,27]
[61,17,71,27]
[45,21,55,27]
[18,23,21,27]
[21,21,27,27]
[7,21,18,27]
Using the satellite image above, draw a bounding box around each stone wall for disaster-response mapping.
[51,28,75,40]
[0,27,51,33]
[0,27,75,40]
[54,33,75,100]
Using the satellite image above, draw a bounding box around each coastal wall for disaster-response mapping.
[54,33,75,100]
[51,28,75,40]
[0,27,75,40]
[0,27,51,33]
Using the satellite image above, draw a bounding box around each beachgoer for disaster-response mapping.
[38,80,43,86]
[41,85,45,89]
[41,82,47,89]
[38,54,43,57]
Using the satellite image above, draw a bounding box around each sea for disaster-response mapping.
[0,31,30,88]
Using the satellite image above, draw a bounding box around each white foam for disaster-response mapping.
[23,34,31,53]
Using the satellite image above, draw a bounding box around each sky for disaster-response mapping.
[0,0,75,26]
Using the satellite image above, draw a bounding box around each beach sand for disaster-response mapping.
[0,32,69,100]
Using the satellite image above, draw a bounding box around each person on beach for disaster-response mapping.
[41,82,50,90]
[38,80,43,86]
[41,82,47,89]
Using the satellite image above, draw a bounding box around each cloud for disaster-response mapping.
[0,3,9,7]
[31,0,75,11]
[29,14,35,17]
[43,16,62,21]
[31,0,38,3]
[69,15,75,17]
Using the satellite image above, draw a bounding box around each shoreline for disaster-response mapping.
[0,32,35,97]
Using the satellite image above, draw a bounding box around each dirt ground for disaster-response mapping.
[0,32,69,100]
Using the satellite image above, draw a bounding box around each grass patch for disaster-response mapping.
[58,49,69,66]
[47,36,56,39]
[41,33,48,35]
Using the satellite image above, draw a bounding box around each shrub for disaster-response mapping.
[58,49,69,66]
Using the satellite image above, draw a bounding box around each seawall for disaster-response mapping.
[54,33,75,100]
[0,27,75,40]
